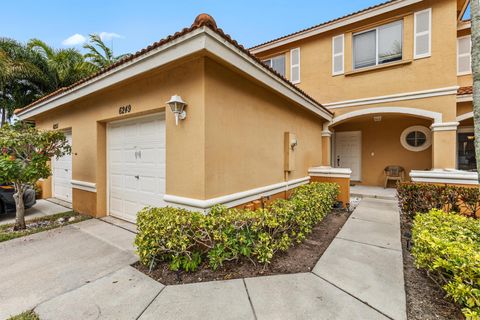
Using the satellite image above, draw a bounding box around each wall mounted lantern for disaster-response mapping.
[166,95,187,126]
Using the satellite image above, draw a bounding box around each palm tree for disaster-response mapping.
[472,0,480,182]
[28,39,95,89]
[83,34,130,70]
[0,38,51,125]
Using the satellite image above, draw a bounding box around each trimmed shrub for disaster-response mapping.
[397,183,480,219]
[135,182,339,272]
[412,209,480,319]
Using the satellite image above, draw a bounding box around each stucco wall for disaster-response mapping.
[33,56,206,215]
[254,0,458,105]
[204,58,325,198]
[333,116,432,186]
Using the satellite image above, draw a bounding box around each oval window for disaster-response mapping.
[400,126,431,152]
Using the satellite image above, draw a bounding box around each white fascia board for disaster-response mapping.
[250,0,423,54]
[324,86,459,109]
[18,28,331,122]
[17,28,207,119]
[457,94,473,102]
[203,29,331,121]
[164,177,311,211]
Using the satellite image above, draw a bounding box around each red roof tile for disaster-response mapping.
[250,0,400,51]
[16,14,332,117]
[458,86,473,95]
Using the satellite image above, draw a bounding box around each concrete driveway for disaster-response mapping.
[0,200,71,226]
[0,219,137,319]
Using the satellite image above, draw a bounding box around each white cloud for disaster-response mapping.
[99,32,123,41]
[62,33,87,46]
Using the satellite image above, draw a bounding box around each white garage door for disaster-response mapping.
[52,131,72,203]
[108,113,166,222]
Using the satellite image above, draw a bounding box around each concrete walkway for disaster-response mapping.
[28,197,406,320]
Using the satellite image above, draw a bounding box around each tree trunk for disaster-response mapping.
[13,184,26,230]
[0,106,5,127]
[471,0,480,183]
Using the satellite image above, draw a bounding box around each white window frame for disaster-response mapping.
[414,8,432,60]
[262,54,286,77]
[457,35,472,76]
[332,34,345,75]
[290,48,301,84]
[352,20,403,70]
[400,125,432,152]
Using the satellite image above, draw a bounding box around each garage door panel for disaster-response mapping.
[108,114,166,223]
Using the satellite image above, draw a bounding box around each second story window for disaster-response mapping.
[263,55,286,77]
[353,20,403,69]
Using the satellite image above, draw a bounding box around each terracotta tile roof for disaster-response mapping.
[458,86,473,95]
[16,14,332,117]
[250,0,400,51]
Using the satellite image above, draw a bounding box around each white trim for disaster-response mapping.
[430,122,459,132]
[410,169,479,185]
[308,166,352,179]
[330,107,443,126]
[414,8,432,59]
[250,0,423,54]
[71,180,97,193]
[322,130,333,137]
[457,20,471,30]
[332,34,345,75]
[17,28,332,122]
[457,35,472,75]
[324,86,459,109]
[457,94,473,102]
[457,111,473,122]
[290,48,301,84]
[164,177,311,212]
[400,125,431,151]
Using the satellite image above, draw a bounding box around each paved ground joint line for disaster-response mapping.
[135,285,167,320]
[351,216,397,225]
[310,272,395,320]
[243,278,258,320]
[98,218,138,235]
[336,236,402,252]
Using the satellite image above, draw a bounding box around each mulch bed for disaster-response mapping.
[134,208,350,285]
[401,214,464,320]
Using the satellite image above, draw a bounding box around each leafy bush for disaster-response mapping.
[135,182,339,272]
[397,183,480,219]
[412,209,480,319]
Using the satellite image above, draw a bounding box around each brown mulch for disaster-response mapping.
[401,214,464,320]
[134,209,350,285]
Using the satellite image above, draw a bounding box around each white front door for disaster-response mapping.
[107,113,166,222]
[52,131,72,202]
[335,131,362,181]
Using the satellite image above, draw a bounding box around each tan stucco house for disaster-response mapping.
[16,0,477,221]
[15,15,334,222]
[252,0,476,187]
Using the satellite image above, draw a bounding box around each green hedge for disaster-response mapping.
[397,183,480,219]
[135,182,339,272]
[412,209,480,319]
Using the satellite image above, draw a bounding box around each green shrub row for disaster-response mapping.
[397,183,480,219]
[412,209,480,319]
[135,182,339,272]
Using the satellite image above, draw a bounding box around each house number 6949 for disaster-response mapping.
[119,104,132,114]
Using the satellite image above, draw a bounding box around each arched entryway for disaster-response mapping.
[325,107,450,187]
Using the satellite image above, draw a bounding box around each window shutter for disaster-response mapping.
[290,48,300,83]
[457,36,472,75]
[414,8,432,59]
[332,35,344,75]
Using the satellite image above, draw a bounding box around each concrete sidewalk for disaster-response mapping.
[30,197,406,320]
[0,199,71,226]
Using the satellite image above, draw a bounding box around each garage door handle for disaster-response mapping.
[134,175,139,180]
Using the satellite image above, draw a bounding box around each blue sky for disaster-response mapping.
[2,0,384,55]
